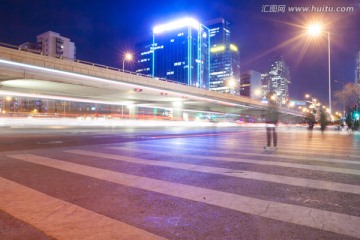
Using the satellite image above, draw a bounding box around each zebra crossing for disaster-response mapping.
[1,130,360,239]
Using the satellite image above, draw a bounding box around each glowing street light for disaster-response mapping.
[306,22,332,115]
[307,23,323,37]
[122,53,133,72]
[228,78,236,94]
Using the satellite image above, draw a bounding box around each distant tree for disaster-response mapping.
[334,83,360,112]
[354,120,359,130]
[345,113,352,129]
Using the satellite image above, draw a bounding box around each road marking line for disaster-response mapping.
[146,138,360,159]
[66,149,360,195]
[7,153,360,239]
[0,177,166,240]
[120,142,360,164]
[145,131,255,139]
[108,147,360,176]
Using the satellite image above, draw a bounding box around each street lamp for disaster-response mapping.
[305,94,321,119]
[306,22,332,115]
[334,80,346,116]
[122,53,133,72]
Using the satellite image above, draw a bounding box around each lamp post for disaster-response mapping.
[305,94,321,120]
[307,23,332,115]
[334,80,346,116]
[122,53,133,72]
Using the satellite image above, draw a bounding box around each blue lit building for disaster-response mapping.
[149,18,210,89]
[206,18,240,95]
[135,40,152,76]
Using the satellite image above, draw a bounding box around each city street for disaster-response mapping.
[0,125,359,239]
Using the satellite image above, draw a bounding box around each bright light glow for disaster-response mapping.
[210,45,225,53]
[153,18,200,34]
[228,79,235,87]
[124,53,133,61]
[307,23,323,37]
[0,117,223,128]
[229,44,238,52]
[0,90,119,105]
[172,101,183,108]
[254,89,261,96]
[305,94,310,98]
[6,96,12,101]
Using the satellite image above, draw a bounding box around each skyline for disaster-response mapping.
[0,0,359,109]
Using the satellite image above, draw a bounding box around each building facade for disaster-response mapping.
[135,40,153,76]
[20,31,76,59]
[240,70,262,99]
[207,18,240,95]
[262,57,291,105]
[150,18,210,89]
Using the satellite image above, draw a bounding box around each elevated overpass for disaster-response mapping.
[0,43,303,121]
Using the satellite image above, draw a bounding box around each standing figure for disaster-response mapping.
[264,102,279,150]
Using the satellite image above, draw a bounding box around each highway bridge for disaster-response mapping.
[0,43,303,121]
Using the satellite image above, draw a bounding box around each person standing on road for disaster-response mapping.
[264,99,279,150]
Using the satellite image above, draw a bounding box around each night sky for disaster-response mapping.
[0,0,359,109]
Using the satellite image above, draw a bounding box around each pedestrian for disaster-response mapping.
[264,100,279,150]
[345,114,353,135]
[308,120,314,130]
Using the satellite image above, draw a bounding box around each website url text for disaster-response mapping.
[261,5,355,13]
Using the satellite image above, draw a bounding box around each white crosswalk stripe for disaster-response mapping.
[65,149,360,195]
[2,132,360,239]
[109,143,360,165]
[105,146,360,176]
[0,177,166,240]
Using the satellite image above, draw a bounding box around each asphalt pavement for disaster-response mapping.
[0,125,359,239]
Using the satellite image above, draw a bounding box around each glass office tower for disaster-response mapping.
[207,18,240,95]
[135,40,153,77]
[152,18,210,89]
[262,57,291,105]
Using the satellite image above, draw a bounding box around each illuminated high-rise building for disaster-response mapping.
[262,57,291,105]
[206,18,240,95]
[135,40,153,76]
[20,31,76,59]
[356,51,360,84]
[149,17,210,88]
